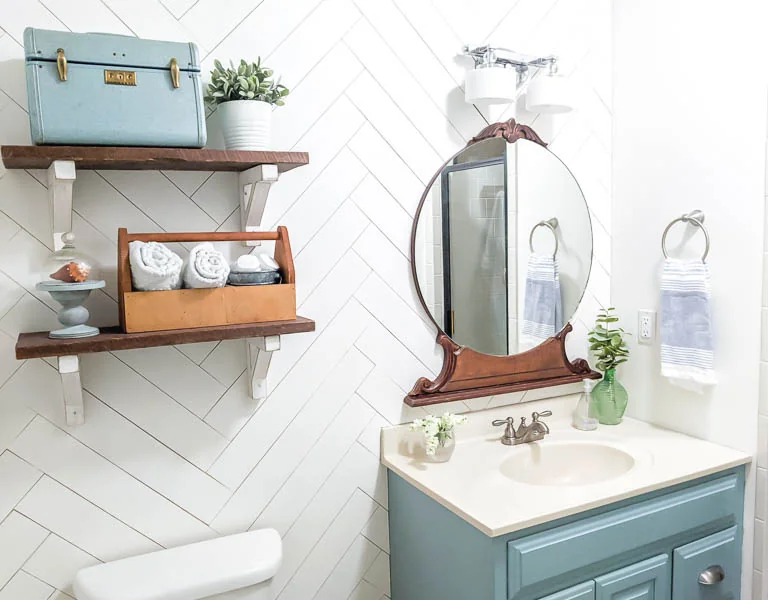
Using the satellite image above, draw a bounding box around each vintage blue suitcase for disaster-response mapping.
[24,28,206,147]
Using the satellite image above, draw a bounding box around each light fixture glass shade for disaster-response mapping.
[465,67,517,104]
[525,74,573,114]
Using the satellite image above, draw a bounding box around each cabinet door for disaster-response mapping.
[539,581,595,600]
[506,473,740,599]
[672,526,739,600]
[595,554,670,600]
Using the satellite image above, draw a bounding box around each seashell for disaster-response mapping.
[50,261,91,283]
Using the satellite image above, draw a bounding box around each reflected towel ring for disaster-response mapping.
[529,218,559,257]
[661,210,710,261]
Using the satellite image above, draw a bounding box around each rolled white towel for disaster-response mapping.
[129,241,183,291]
[183,243,230,289]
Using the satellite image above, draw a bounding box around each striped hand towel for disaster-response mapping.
[660,258,716,391]
[521,254,563,350]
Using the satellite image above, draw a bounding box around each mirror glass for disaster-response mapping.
[413,137,592,356]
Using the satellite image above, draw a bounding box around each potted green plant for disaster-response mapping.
[588,307,631,425]
[205,59,289,150]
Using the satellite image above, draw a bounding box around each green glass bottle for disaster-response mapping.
[592,368,628,425]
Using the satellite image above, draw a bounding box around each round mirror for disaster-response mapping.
[412,136,593,357]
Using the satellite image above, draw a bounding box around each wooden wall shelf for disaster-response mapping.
[1,145,309,173]
[5,144,313,426]
[2,145,308,251]
[16,318,315,360]
[17,317,315,426]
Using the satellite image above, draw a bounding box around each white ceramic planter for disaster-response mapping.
[218,100,272,150]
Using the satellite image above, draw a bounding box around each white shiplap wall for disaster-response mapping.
[0,1,611,598]
[756,133,768,600]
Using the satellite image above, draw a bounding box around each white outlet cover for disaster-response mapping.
[638,310,656,344]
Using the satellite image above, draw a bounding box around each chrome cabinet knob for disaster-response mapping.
[698,565,725,585]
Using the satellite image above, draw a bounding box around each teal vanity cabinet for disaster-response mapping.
[388,467,745,600]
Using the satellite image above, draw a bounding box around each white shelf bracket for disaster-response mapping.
[246,335,280,400]
[48,160,76,251]
[58,355,85,426]
[239,164,279,247]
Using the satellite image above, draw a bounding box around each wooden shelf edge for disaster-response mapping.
[16,317,315,360]
[1,145,309,173]
[403,372,598,407]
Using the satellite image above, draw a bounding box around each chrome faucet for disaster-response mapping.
[492,411,552,445]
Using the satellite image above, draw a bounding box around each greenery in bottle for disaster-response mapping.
[588,307,630,425]
[589,307,630,371]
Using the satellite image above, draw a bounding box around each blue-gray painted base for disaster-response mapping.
[387,466,745,600]
[36,280,104,339]
[50,324,100,339]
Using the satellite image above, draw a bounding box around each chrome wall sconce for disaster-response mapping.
[462,45,572,113]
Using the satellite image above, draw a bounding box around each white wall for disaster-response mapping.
[756,135,768,599]
[0,0,611,598]
[612,1,768,596]
[516,140,595,347]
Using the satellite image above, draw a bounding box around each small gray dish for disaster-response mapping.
[227,271,282,286]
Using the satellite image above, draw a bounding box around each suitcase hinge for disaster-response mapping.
[170,58,180,89]
[56,48,67,82]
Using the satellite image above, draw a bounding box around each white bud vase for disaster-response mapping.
[426,434,456,463]
[218,100,272,150]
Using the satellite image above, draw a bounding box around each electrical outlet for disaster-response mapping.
[638,310,656,344]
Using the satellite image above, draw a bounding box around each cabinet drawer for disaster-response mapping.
[507,474,740,598]
[539,581,595,600]
[672,527,739,600]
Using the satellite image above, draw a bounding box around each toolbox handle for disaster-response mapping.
[121,231,281,243]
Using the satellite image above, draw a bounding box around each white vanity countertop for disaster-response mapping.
[380,395,751,537]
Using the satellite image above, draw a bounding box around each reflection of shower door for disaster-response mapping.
[441,157,508,356]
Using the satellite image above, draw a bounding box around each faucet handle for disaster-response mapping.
[492,417,515,442]
[531,410,551,434]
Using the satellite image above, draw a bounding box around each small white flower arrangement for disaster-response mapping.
[410,412,467,456]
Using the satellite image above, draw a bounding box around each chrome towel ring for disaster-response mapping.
[661,210,710,261]
[529,218,559,257]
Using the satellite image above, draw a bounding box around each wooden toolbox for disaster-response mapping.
[117,228,296,333]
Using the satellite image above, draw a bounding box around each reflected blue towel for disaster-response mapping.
[661,258,716,391]
[521,254,563,350]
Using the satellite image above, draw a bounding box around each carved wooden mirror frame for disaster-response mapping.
[406,119,600,407]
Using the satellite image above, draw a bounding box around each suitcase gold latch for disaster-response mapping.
[56,48,67,82]
[104,70,137,86]
[170,58,180,89]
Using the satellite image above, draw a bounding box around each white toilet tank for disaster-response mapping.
[73,528,282,600]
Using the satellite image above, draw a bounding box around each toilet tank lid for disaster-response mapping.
[73,529,282,600]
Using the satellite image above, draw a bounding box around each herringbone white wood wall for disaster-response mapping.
[0,1,611,598]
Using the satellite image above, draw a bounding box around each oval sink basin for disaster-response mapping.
[499,442,635,486]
